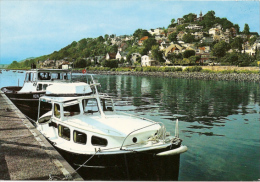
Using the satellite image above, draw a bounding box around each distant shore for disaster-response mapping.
[75,70,260,82]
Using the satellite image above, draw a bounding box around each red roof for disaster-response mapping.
[140,36,149,41]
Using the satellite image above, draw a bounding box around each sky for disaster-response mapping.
[0,0,259,64]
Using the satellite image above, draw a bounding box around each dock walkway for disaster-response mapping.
[0,91,83,180]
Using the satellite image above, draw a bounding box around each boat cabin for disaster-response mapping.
[20,69,72,93]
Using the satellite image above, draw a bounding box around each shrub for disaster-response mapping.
[135,67,143,72]
[175,67,183,72]
[184,66,202,72]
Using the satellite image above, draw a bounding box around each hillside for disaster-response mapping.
[7,10,260,69]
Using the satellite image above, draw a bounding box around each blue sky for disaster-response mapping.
[0,0,259,64]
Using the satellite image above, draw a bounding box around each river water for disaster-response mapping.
[1,70,259,181]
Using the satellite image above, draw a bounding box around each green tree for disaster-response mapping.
[220,18,233,31]
[211,41,230,60]
[143,38,157,52]
[101,59,118,68]
[233,24,240,34]
[182,33,195,43]
[171,18,176,24]
[133,29,150,39]
[221,52,238,65]
[230,37,243,53]
[8,61,20,68]
[249,36,257,46]
[151,45,164,62]
[97,36,105,42]
[104,34,109,41]
[243,23,250,35]
[189,55,200,65]
[183,50,195,58]
[183,13,196,23]
[168,32,178,42]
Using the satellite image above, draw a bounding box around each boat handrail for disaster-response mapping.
[119,122,166,150]
[119,112,157,123]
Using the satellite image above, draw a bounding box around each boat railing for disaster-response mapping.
[119,121,166,150]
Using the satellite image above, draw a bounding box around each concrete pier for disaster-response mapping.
[0,91,83,180]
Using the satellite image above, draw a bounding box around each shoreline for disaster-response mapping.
[75,70,260,82]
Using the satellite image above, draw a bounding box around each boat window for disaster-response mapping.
[38,72,51,80]
[63,73,70,80]
[37,84,48,91]
[25,73,33,82]
[64,103,80,117]
[100,99,114,112]
[33,73,37,81]
[30,73,34,81]
[37,84,43,91]
[38,100,52,118]
[54,103,61,118]
[58,125,70,141]
[73,130,87,144]
[91,136,108,146]
[51,73,62,80]
[82,99,99,113]
[25,73,30,82]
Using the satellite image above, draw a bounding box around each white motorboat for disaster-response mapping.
[36,75,187,180]
[1,68,72,120]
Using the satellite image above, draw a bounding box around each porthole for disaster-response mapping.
[132,137,137,143]
[91,136,108,147]
[73,130,87,145]
[58,125,70,141]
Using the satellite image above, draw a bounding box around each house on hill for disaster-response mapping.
[116,51,128,61]
[177,31,186,40]
[185,24,203,30]
[138,36,149,45]
[164,44,183,56]
[141,55,157,67]
[148,28,164,36]
[177,18,184,25]
[106,53,116,60]
[131,53,142,64]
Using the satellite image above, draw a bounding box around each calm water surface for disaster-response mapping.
[81,74,260,181]
[1,71,259,181]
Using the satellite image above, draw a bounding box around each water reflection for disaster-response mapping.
[78,75,259,126]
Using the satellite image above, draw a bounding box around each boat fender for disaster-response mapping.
[156,145,188,156]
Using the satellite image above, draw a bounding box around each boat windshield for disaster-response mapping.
[82,99,99,113]
[38,72,71,81]
[82,98,114,114]
[63,101,81,117]
[100,98,114,112]
[38,99,52,119]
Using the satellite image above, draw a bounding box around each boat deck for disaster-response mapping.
[0,91,82,180]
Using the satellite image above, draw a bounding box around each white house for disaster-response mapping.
[116,51,122,60]
[148,28,164,36]
[209,28,222,36]
[131,53,142,63]
[192,32,204,40]
[141,55,156,67]
[185,24,203,30]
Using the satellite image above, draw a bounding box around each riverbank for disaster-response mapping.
[79,70,259,82]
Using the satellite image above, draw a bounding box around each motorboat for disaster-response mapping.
[1,68,72,120]
[36,75,188,180]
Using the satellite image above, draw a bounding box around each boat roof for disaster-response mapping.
[26,69,71,73]
[40,95,79,103]
[45,82,93,97]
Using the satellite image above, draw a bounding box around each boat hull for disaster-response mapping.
[55,144,181,180]
[1,87,46,121]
